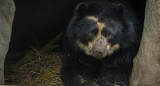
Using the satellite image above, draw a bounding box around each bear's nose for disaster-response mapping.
[92,48,105,58]
[93,48,104,55]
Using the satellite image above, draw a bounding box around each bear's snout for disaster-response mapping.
[91,37,108,59]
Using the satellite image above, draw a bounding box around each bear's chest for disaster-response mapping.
[77,57,102,75]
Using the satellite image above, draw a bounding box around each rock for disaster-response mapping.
[0,0,15,84]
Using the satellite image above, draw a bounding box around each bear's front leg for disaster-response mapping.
[97,66,131,86]
[60,57,99,86]
[61,67,99,86]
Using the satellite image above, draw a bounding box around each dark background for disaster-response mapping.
[8,0,146,54]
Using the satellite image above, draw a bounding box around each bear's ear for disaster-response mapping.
[75,3,88,15]
[115,4,124,17]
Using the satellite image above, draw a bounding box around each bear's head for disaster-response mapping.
[68,2,128,59]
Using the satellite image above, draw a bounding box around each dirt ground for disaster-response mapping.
[5,51,63,86]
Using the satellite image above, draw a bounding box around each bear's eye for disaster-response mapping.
[88,29,98,37]
[106,32,112,37]
[88,32,94,36]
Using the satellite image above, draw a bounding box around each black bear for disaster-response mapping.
[61,0,142,86]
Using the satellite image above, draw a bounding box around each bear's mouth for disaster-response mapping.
[89,44,120,59]
[89,47,114,59]
[90,50,107,59]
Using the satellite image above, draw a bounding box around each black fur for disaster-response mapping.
[61,0,142,86]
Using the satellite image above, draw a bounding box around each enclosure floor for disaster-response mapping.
[5,52,63,86]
